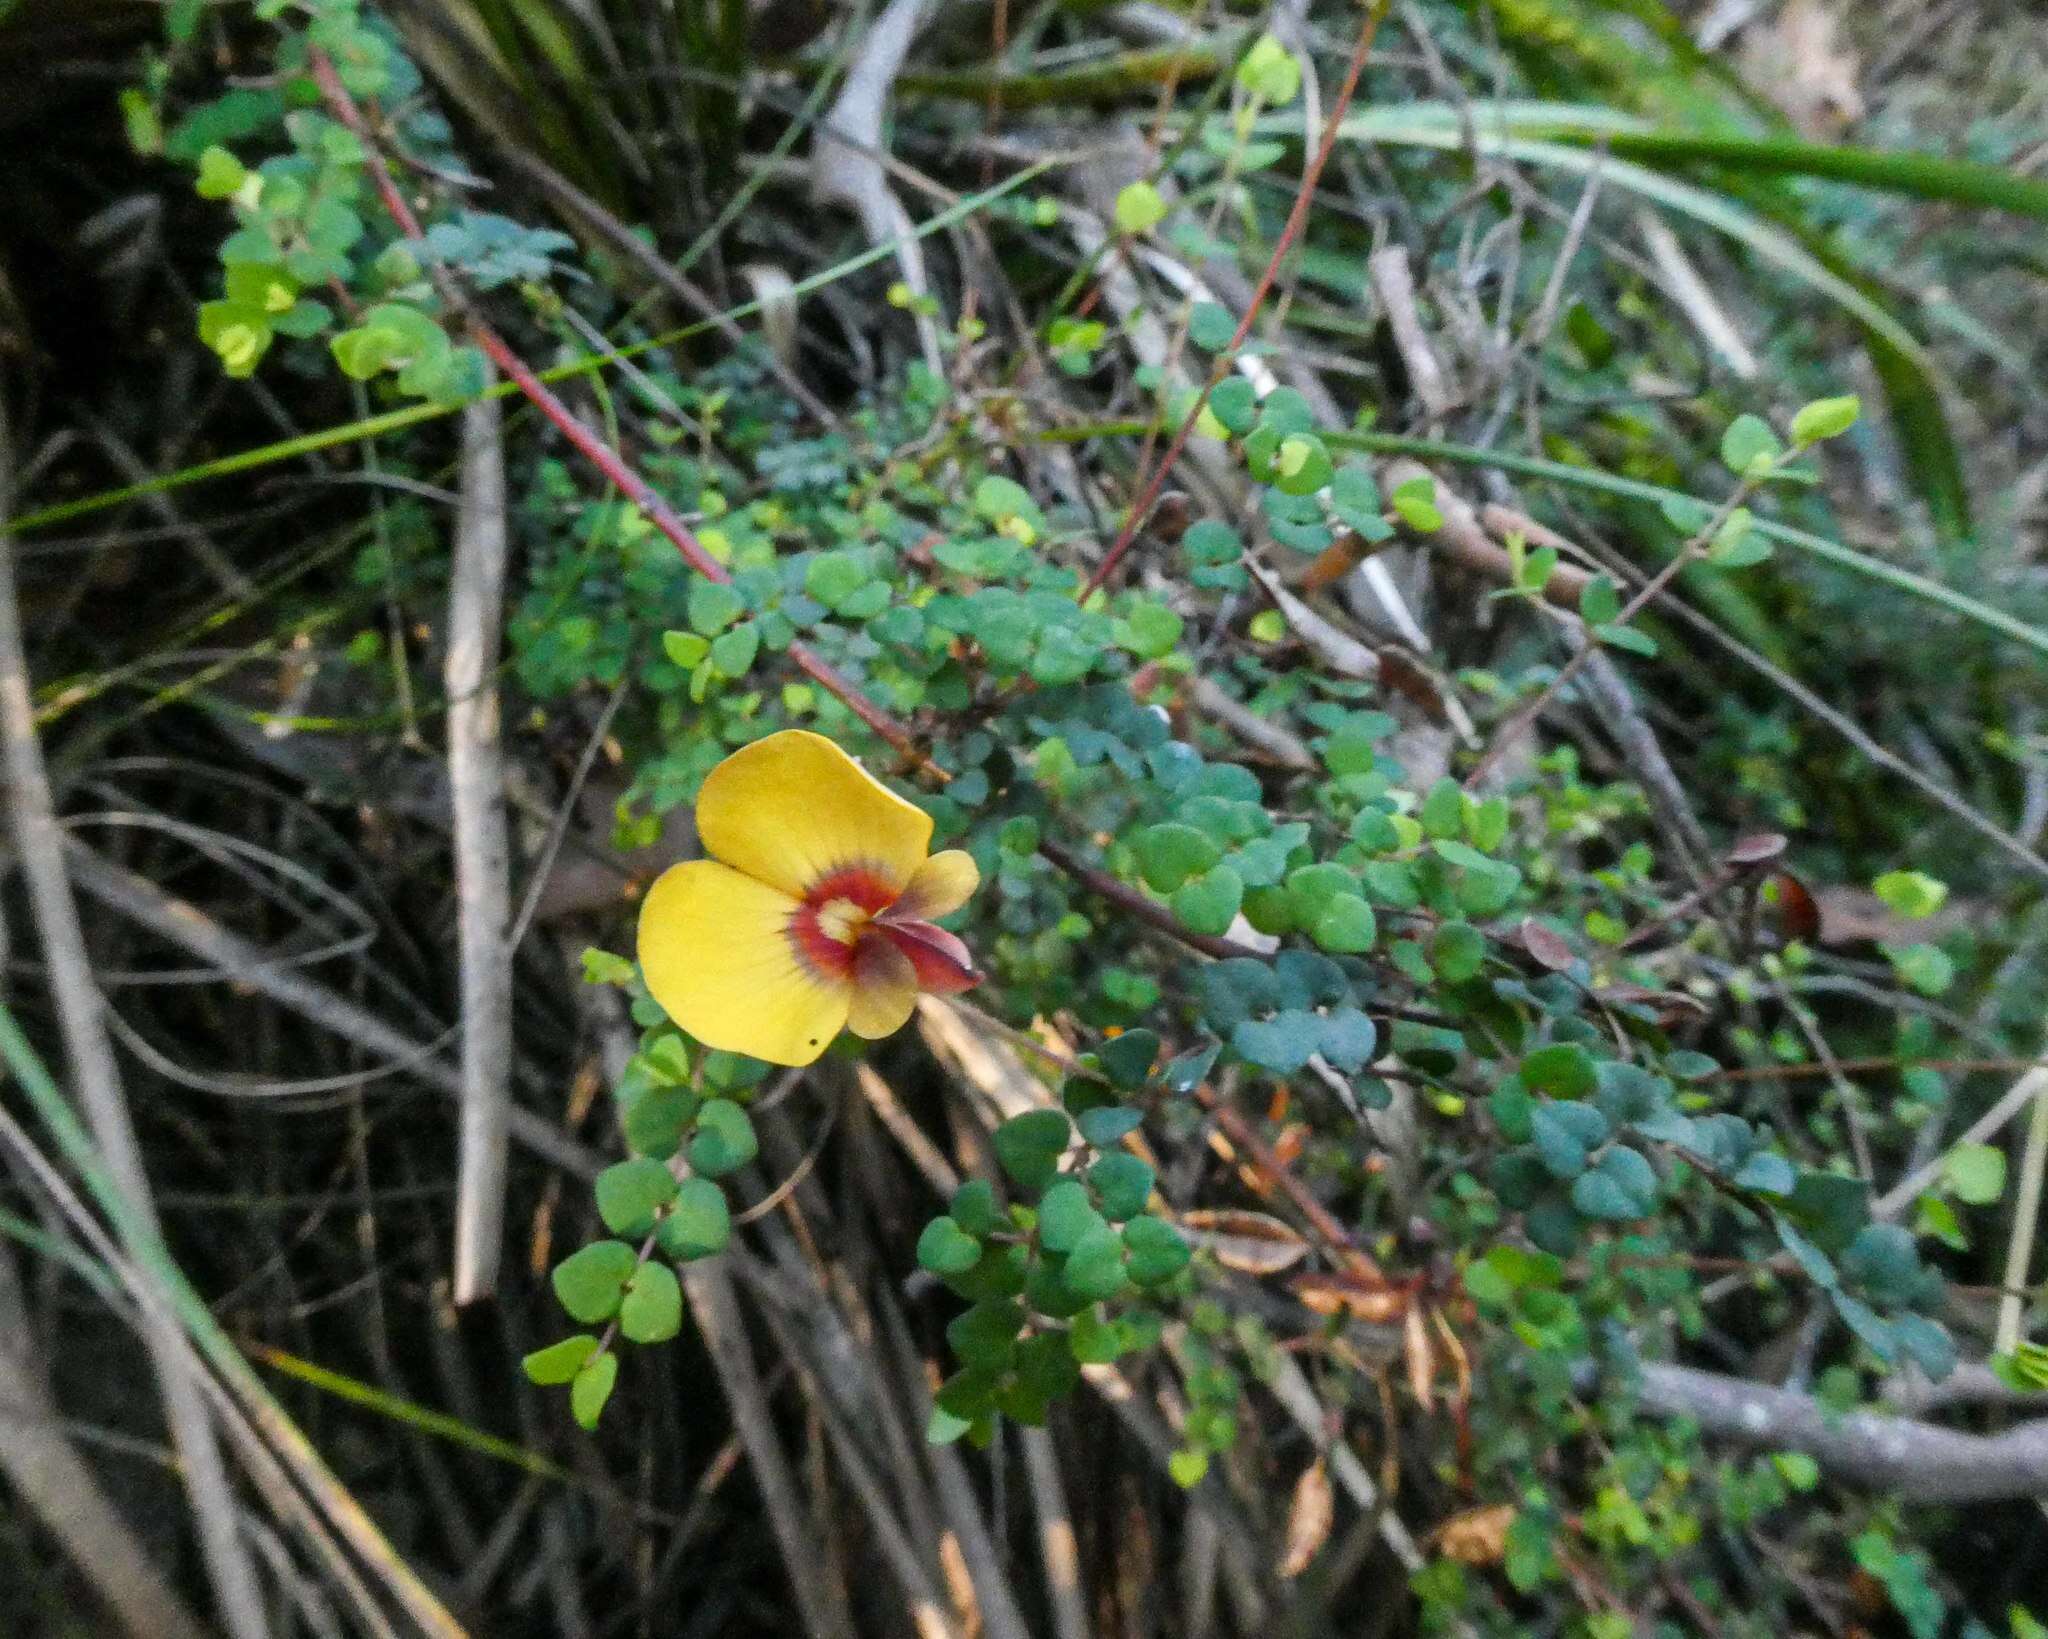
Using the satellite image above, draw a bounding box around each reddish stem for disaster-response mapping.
[310,52,928,766]
[1080,3,1391,600]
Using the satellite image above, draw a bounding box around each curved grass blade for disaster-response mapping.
[9,159,1053,537]
[1331,430,2048,662]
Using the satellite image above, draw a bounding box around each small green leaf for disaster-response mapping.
[552,1240,638,1325]
[1062,1222,1130,1301]
[709,622,760,678]
[195,144,247,200]
[1168,1447,1209,1488]
[1037,1179,1103,1253]
[570,1351,618,1430]
[1310,894,1377,955]
[580,947,637,986]
[1235,32,1301,104]
[1873,870,1948,920]
[1089,1152,1155,1221]
[1769,1451,1821,1492]
[1134,823,1221,894]
[1099,1029,1161,1089]
[688,1099,758,1177]
[1943,1143,2007,1205]
[949,1300,1026,1369]
[994,1110,1072,1194]
[1123,1215,1190,1286]
[688,579,746,635]
[595,1158,679,1237]
[656,1177,731,1261]
[1522,1043,1596,1098]
[1188,302,1237,352]
[1571,1146,1659,1220]
[1790,395,1860,445]
[1721,413,1784,476]
[1887,942,1956,997]
[1115,180,1168,236]
[1172,865,1244,937]
[949,1178,999,1238]
[1391,476,1442,532]
[1595,623,1658,657]
[1578,575,1622,626]
[522,1334,599,1385]
[619,1262,683,1343]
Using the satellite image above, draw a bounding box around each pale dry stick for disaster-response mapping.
[449,387,515,1305]
[1996,1073,2048,1356]
[1631,1362,2048,1502]
[0,1103,429,1639]
[0,408,270,1639]
[64,844,603,1180]
[740,1284,961,1639]
[683,1263,863,1638]
[812,0,945,373]
[1243,555,1381,680]
[1636,208,1761,380]
[1368,244,1455,420]
[1019,1428,1090,1639]
[0,1245,211,1639]
[1186,674,1316,770]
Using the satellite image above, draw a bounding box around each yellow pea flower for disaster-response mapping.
[637,730,982,1067]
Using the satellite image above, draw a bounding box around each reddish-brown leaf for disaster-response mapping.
[1519,918,1577,971]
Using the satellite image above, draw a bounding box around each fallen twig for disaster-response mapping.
[449,387,515,1305]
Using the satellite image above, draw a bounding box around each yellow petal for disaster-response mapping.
[696,730,933,900]
[891,849,980,921]
[638,860,849,1067]
[846,937,919,1040]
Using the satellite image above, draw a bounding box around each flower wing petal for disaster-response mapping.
[847,936,920,1039]
[638,860,849,1067]
[891,849,981,921]
[696,730,932,899]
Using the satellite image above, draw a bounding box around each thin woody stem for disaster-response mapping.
[310,51,930,768]
[1461,464,1772,790]
[1080,1,1392,600]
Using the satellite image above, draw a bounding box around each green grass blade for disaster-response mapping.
[9,159,1053,537]
[1330,430,2048,661]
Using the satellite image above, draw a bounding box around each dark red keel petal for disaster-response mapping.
[882,919,980,994]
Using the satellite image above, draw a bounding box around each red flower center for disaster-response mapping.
[787,862,982,996]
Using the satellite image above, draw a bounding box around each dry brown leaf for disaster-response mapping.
[1293,1271,1409,1325]
[1179,1209,1311,1276]
[1279,1459,1335,1578]
[1434,1503,1517,1566]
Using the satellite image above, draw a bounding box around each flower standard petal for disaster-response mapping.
[846,936,920,1039]
[638,860,851,1067]
[890,849,981,921]
[695,730,933,900]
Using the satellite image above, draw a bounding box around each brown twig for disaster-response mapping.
[1082,0,1393,598]
[308,50,934,772]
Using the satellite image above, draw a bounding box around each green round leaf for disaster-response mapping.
[552,1240,638,1325]
[619,1262,683,1344]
